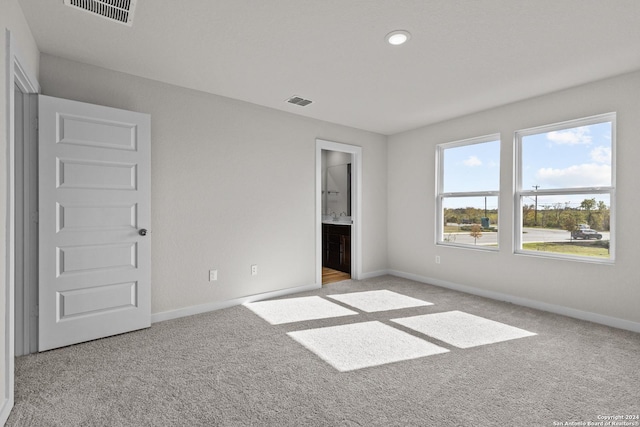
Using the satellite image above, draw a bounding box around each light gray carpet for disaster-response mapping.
[7,275,640,426]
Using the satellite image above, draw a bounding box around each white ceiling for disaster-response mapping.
[18,0,640,135]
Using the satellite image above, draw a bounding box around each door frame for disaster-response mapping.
[315,139,362,285]
[3,29,40,424]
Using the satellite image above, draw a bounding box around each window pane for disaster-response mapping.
[441,196,498,247]
[521,122,612,190]
[519,194,610,260]
[443,140,500,192]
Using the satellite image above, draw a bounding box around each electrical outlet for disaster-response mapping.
[209,269,218,281]
[251,264,258,276]
[435,256,441,264]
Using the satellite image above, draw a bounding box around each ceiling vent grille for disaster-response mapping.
[63,0,137,26]
[286,96,313,107]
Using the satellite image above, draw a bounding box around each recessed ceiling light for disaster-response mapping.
[386,30,411,46]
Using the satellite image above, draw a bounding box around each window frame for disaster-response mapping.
[513,112,616,263]
[435,133,501,250]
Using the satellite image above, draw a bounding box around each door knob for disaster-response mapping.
[139,229,148,236]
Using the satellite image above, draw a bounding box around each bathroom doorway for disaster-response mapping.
[315,139,362,285]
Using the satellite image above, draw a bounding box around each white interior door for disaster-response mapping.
[38,95,151,352]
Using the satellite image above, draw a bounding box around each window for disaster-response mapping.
[515,113,615,262]
[436,135,501,249]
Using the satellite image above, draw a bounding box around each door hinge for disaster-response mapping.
[35,117,38,130]
[31,211,39,223]
[32,304,39,318]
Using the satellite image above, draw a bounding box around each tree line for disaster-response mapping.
[523,198,609,231]
[444,198,610,231]
[444,207,498,227]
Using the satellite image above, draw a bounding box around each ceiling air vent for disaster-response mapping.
[286,96,313,107]
[63,0,137,26]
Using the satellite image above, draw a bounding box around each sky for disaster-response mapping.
[442,139,500,193]
[442,139,500,209]
[442,121,612,210]
[522,122,611,191]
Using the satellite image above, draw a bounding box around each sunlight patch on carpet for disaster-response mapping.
[244,296,358,325]
[327,290,433,313]
[392,310,537,348]
[287,321,449,372]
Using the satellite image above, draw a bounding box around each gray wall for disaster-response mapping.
[38,54,388,315]
[387,71,640,326]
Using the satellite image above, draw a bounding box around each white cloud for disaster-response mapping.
[536,163,610,188]
[590,146,611,163]
[546,126,592,145]
[463,156,482,167]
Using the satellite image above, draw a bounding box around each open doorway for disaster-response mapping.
[315,140,362,286]
[321,150,352,284]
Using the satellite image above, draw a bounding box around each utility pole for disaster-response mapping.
[532,185,540,225]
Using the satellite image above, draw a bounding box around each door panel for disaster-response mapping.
[58,114,138,150]
[58,158,137,190]
[38,95,151,351]
[57,281,137,319]
[58,203,137,231]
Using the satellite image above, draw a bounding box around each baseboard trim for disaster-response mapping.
[359,269,390,280]
[151,283,321,323]
[387,270,640,334]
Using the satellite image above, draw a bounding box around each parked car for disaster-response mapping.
[571,228,603,240]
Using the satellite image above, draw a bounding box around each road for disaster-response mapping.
[443,227,610,246]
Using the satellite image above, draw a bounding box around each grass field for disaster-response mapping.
[522,241,609,258]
